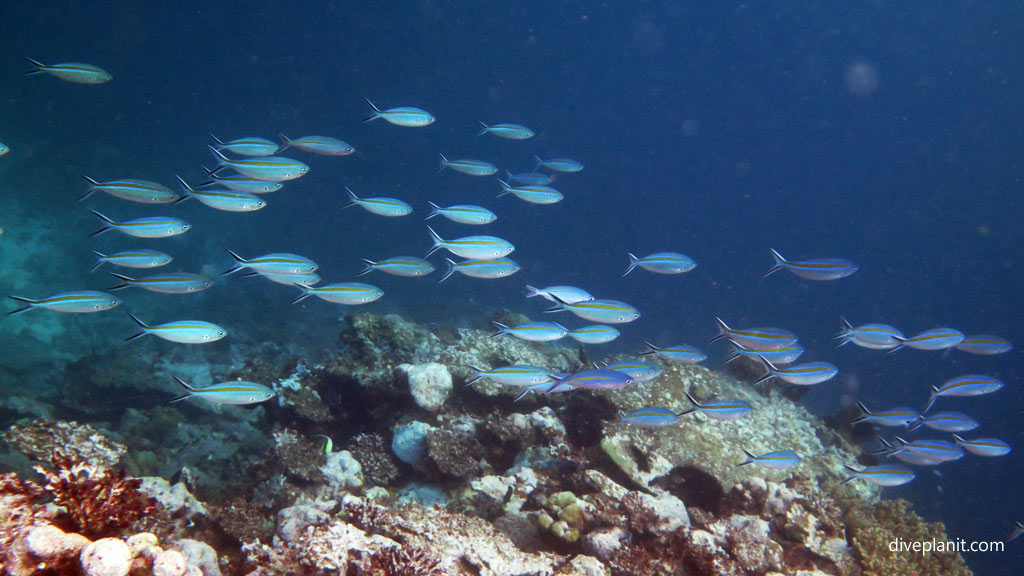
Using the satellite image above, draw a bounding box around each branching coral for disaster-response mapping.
[367,545,445,576]
[34,449,158,539]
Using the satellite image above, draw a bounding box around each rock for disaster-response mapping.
[320,450,364,492]
[582,526,628,560]
[565,554,609,576]
[137,477,208,519]
[174,539,221,576]
[391,420,433,466]
[276,505,331,545]
[25,524,89,563]
[125,533,159,558]
[398,363,452,412]
[80,538,132,576]
[152,549,187,576]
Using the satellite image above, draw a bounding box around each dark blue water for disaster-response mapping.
[3,2,1022,573]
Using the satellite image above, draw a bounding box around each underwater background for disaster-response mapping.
[1,2,1022,575]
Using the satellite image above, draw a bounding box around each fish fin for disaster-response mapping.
[208,144,229,164]
[762,249,787,279]
[126,312,148,328]
[89,251,108,273]
[169,394,191,403]
[209,133,224,145]
[921,388,938,413]
[425,226,444,258]
[513,387,533,402]
[533,155,543,169]
[78,175,101,200]
[839,316,854,331]
[742,448,757,459]
[424,201,441,220]
[6,295,38,315]
[355,259,376,277]
[951,434,965,444]
[89,209,114,237]
[437,153,449,173]
[277,133,292,152]
[524,284,541,298]
[855,400,872,415]
[361,98,381,122]
[706,317,731,345]
[172,376,196,398]
[496,179,513,192]
[490,321,508,338]
[753,373,774,386]
[675,408,696,417]
[477,121,490,135]
[438,258,456,283]
[542,293,569,314]
[906,419,923,432]
[622,252,640,277]
[223,249,248,275]
[24,57,45,75]
[124,331,148,342]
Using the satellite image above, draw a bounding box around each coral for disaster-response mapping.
[347,433,400,487]
[33,450,157,540]
[426,427,484,479]
[2,419,126,471]
[397,363,452,412]
[321,450,364,493]
[391,421,433,467]
[846,498,973,576]
[366,545,445,576]
[267,427,326,484]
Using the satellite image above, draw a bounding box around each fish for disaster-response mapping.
[762,249,859,281]
[736,449,802,469]
[679,392,752,420]
[851,402,920,427]
[1007,521,1024,543]
[492,321,567,342]
[603,360,663,383]
[619,407,683,427]
[293,283,383,305]
[505,171,554,186]
[478,122,535,140]
[951,434,1012,457]
[543,295,641,324]
[834,318,904,350]
[439,154,498,176]
[90,210,191,238]
[841,464,915,486]
[174,176,266,212]
[923,374,1004,412]
[125,313,226,344]
[343,187,412,217]
[496,180,564,204]
[869,437,943,466]
[514,380,575,402]
[955,334,1013,355]
[318,435,334,453]
[243,270,320,286]
[549,369,633,391]
[754,358,838,386]
[277,134,355,156]
[622,252,697,276]
[223,250,318,276]
[24,58,112,84]
[888,437,965,463]
[79,176,180,204]
[534,156,584,173]
[708,317,798,350]
[8,291,120,315]
[208,147,309,182]
[424,202,496,225]
[109,273,212,294]
[357,257,434,277]
[908,412,980,433]
[209,134,280,157]
[171,376,275,405]
[362,99,435,126]
[0,142,9,156]
[566,325,621,344]
[465,365,554,387]
[640,342,707,364]
[426,226,515,259]
[199,167,283,193]
[90,249,173,272]
[890,328,965,352]
[524,285,593,303]
[439,258,520,282]
[724,342,804,365]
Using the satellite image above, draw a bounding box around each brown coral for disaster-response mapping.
[35,450,158,540]
[367,545,445,576]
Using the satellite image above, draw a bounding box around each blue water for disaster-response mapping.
[2,2,1022,573]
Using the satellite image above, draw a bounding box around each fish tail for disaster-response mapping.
[490,322,509,338]
[906,419,923,432]
[760,249,787,279]
[684,391,702,408]
[855,400,872,415]
[541,293,570,314]
[438,258,457,283]
[921,388,938,413]
[753,372,774,386]
[78,175,100,201]
[169,376,196,402]
[89,209,114,237]
[7,295,38,315]
[524,285,541,298]
[362,98,381,122]
[706,317,731,345]
[126,311,149,328]
[223,249,249,275]
[437,153,449,173]
[209,133,224,145]
[736,448,757,466]
[640,341,658,356]
[124,313,149,341]
[533,155,543,169]
[89,251,107,272]
[174,174,195,193]
[952,433,965,444]
[477,121,490,136]
[621,252,640,277]
[465,365,487,387]
[355,259,376,277]
[424,201,440,220]
[513,386,533,402]
[425,226,444,258]
[24,57,45,75]
[675,408,697,417]
[208,144,229,164]
[108,272,134,291]
[342,186,360,209]
[291,283,313,304]
[277,133,292,152]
